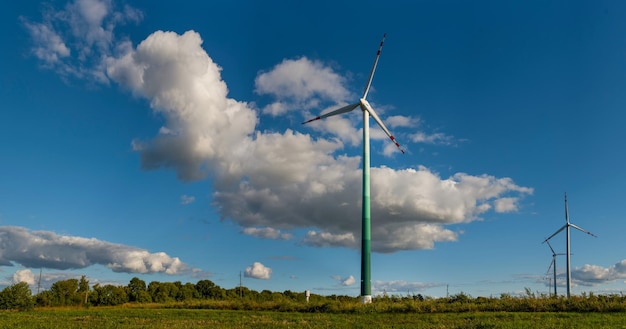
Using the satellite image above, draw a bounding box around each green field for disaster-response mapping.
[3,279,626,328]
[1,308,626,329]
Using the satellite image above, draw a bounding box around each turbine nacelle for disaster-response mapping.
[301,97,405,154]
[358,98,404,154]
[358,98,371,110]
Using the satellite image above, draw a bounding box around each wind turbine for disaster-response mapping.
[302,34,405,304]
[545,257,554,296]
[544,240,566,296]
[543,193,596,298]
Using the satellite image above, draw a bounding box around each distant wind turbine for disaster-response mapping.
[302,34,405,304]
[544,240,566,297]
[543,193,596,298]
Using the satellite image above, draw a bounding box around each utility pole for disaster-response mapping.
[37,269,42,295]
[239,271,243,299]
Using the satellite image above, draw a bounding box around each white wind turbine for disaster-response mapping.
[302,34,405,304]
[544,239,566,297]
[543,193,596,298]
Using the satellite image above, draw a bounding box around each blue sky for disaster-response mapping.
[1,0,625,297]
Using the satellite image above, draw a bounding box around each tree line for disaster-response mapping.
[0,276,318,310]
[2,277,626,313]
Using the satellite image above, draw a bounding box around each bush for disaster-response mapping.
[0,282,34,311]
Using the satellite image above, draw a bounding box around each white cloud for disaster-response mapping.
[242,227,292,240]
[22,0,142,83]
[0,226,188,274]
[255,57,351,115]
[26,5,534,254]
[494,197,518,212]
[331,274,355,286]
[245,262,272,280]
[22,22,70,64]
[410,132,455,145]
[103,29,532,252]
[13,269,35,285]
[341,275,356,286]
[304,231,357,248]
[373,280,442,294]
[180,194,196,205]
[107,30,258,182]
[372,223,458,253]
[572,260,626,286]
[385,115,419,129]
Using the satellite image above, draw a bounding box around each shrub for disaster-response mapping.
[0,282,34,311]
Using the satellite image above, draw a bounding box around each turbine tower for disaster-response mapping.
[545,240,565,296]
[302,34,405,304]
[543,193,596,298]
[545,257,555,296]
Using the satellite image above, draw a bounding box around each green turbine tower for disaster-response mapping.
[302,33,405,303]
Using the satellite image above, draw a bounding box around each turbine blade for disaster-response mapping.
[564,192,569,223]
[360,99,405,154]
[546,259,554,276]
[569,223,597,238]
[543,224,567,243]
[362,33,386,99]
[301,103,359,124]
[546,240,556,255]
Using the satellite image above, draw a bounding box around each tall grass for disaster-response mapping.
[134,293,626,314]
[4,289,626,329]
[1,307,625,329]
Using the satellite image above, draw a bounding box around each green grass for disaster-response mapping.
[1,308,626,329]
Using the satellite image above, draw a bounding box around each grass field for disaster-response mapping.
[1,307,626,329]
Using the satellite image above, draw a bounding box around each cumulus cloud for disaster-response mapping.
[572,260,626,286]
[108,30,258,182]
[0,226,188,274]
[242,227,292,240]
[245,262,272,280]
[13,269,35,285]
[25,1,534,254]
[255,57,351,115]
